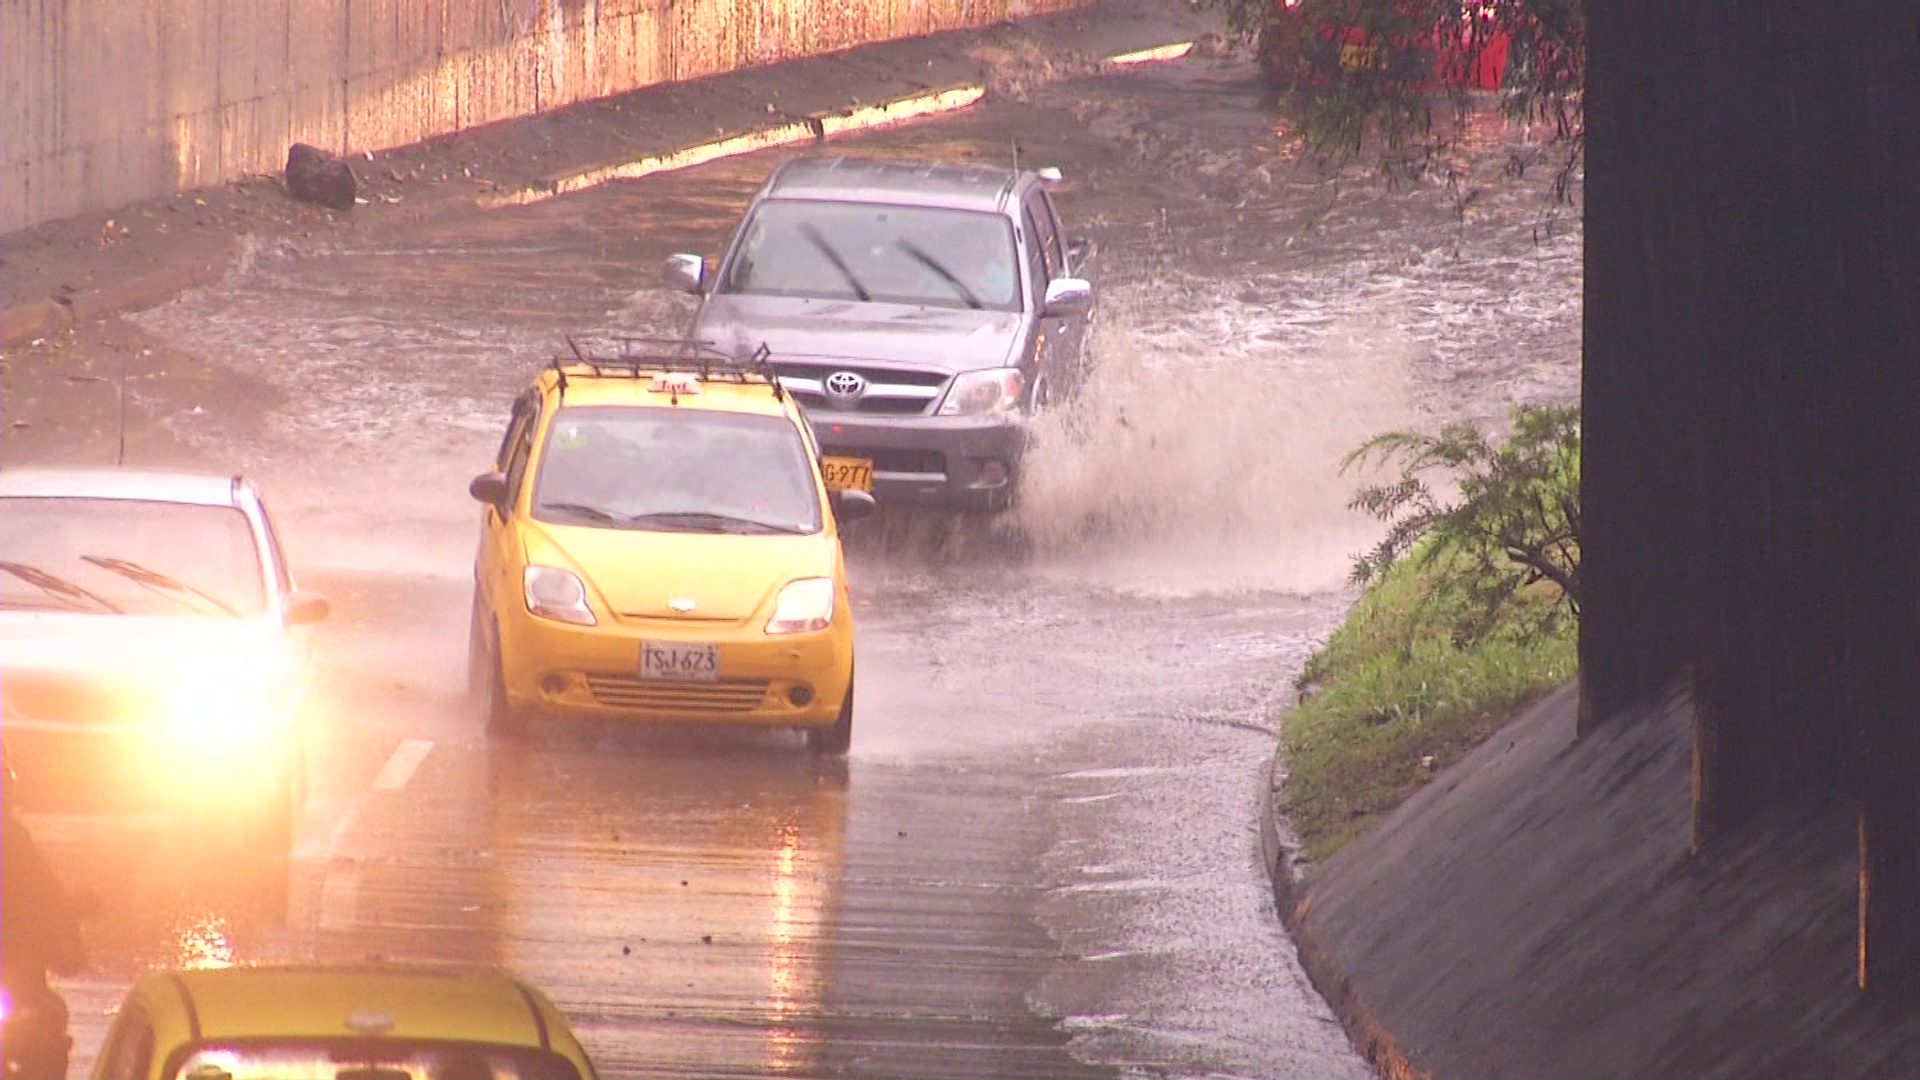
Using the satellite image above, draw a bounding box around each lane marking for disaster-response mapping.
[371,738,435,791]
[317,869,360,931]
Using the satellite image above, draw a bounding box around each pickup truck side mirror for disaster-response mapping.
[662,253,707,295]
[1042,277,1094,318]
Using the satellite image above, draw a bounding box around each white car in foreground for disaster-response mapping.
[0,467,328,860]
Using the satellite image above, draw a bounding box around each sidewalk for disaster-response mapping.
[0,0,1214,351]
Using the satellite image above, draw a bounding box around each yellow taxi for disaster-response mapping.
[466,342,874,753]
[89,964,598,1079]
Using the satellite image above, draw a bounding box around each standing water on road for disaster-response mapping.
[45,47,1588,1080]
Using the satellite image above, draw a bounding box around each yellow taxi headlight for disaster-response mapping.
[766,577,834,635]
[524,564,597,626]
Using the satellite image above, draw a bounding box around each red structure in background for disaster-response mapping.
[1258,1,1511,93]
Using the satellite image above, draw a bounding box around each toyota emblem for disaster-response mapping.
[669,597,697,613]
[823,370,868,401]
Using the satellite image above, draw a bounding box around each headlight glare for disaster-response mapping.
[161,668,283,745]
[937,368,1025,417]
[766,577,834,635]
[524,565,596,626]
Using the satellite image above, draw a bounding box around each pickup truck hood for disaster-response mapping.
[691,294,1023,374]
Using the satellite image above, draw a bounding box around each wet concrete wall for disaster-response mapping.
[2,0,1084,233]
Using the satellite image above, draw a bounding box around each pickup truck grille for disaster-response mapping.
[776,363,946,417]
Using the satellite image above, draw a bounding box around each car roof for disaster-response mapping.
[0,466,243,507]
[538,366,796,418]
[142,964,559,1049]
[763,155,1026,213]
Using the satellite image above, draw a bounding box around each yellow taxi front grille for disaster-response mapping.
[584,674,771,713]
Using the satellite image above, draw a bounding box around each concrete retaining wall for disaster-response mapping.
[2,0,1084,233]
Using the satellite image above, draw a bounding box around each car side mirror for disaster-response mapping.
[663,253,707,295]
[469,471,510,510]
[1042,277,1094,318]
[285,590,331,627]
[834,488,877,523]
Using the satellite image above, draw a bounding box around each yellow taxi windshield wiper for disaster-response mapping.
[79,555,238,617]
[0,559,124,614]
[539,501,625,526]
[628,510,806,535]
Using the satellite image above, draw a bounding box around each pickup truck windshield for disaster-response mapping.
[720,200,1021,312]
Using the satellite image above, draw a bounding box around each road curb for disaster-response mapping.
[477,36,1197,209]
[2,257,235,351]
[0,36,1196,351]
[1260,752,1428,1080]
[1,298,75,348]
[479,83,989,210]
[1102,40,1197,67]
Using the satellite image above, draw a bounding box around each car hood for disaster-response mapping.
[692,293,1024,374]
[0,612,293,722]
[526,522,840,623]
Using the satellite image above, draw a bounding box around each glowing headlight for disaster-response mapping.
[524,564,596,626]
[937,368,1026,417]
[161,669,283,744]
[765,578,835,635]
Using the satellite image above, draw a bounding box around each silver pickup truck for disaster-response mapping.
[664,155,1095,512]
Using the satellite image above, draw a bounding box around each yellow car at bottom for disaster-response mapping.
[90,964,599,1079]
[467,346,875,753]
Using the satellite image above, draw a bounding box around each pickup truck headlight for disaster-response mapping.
[937,368,1026,417]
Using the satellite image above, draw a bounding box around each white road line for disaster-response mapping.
[317,870,360,931]
[371,737,435,792]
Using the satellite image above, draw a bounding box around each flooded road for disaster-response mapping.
[35,53,1578,1079]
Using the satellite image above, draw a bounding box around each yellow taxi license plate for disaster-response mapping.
[820,456,874,492]
[641,642,718,681]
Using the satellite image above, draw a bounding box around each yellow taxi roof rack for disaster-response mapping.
[550,336,783,402]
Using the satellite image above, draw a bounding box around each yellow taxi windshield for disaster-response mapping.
[532,405,822,535]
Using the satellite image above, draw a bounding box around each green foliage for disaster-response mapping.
[1282,542,1577,860]
[1341,403,1581,641]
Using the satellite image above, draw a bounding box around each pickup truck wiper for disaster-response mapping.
[80,555,238,617]
[798,223,873,302]
[896,239,984,310]
[0,560,123,614]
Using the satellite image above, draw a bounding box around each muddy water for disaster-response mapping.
[52,54,1584,1079]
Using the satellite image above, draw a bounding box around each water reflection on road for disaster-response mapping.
[34,49,1583,1080]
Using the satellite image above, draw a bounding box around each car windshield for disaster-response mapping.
[167,1038,582,1080]
[719,199,1022,312]
[531,405,824,535]
[0,496,265,616]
